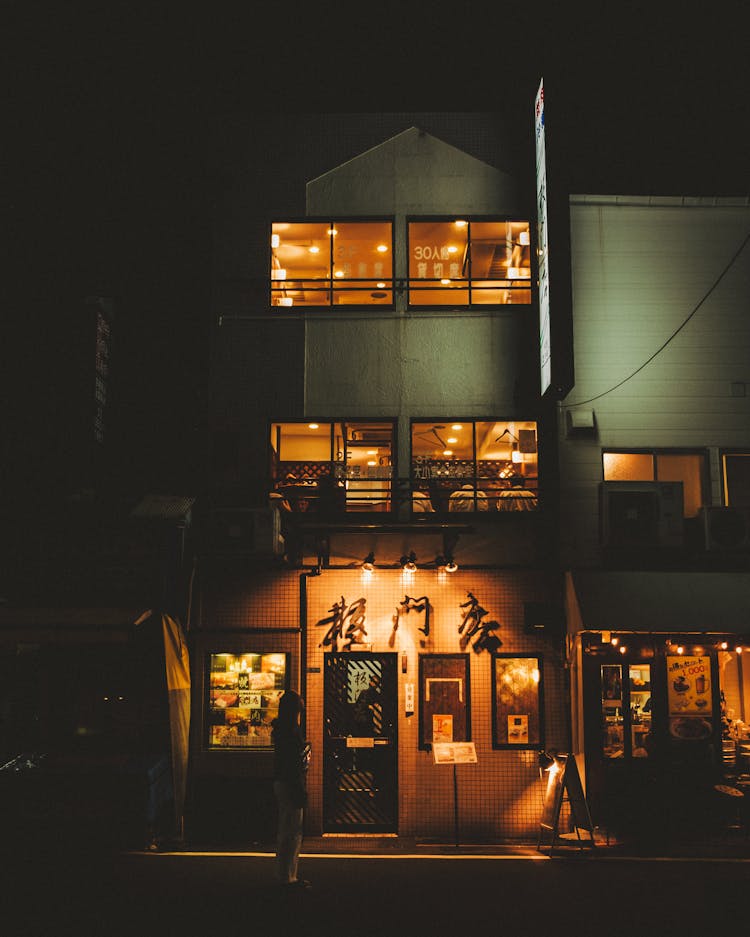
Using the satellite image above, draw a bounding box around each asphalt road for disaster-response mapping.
[5,848,748,937]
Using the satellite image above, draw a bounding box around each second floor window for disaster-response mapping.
[408,219,532,306]
[411,420,539,513]
[602,450,707,518]
[271,221,393,308]
[270,420,394,512]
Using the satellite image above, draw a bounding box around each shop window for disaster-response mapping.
[270,420,394,513]
[602,450,707,518]
[271,220,393,307]
[207,653,288,749]
[418,654,471,751]
[491,655,544,750]
[411,419,538,513]
[722,453,750,507]
[719,647,750,773]
[408,219,531,306]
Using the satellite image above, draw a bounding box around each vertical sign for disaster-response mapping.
[535,78,551,396]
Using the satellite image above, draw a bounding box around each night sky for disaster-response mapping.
[5,6,748,503]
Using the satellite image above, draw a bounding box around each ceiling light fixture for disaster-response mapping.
[362,552,376,572]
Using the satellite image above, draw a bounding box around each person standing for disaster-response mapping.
[272,690,312,888]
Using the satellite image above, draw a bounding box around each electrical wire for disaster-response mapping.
[562,231,750,409]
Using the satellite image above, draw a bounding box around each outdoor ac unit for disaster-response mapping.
[700,506,750,552]
[600,481,684,549]
[209,507,284,556]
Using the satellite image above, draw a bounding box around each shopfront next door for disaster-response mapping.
[323,652,398,833]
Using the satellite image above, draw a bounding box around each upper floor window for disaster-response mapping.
[270,420,394,512]
[722,452,750,507]
[408,219,532,307]
[271,221,393,308]
[602,450,707,518]
[411,420,538,513]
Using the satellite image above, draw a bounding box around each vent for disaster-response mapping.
[700,507,750,552]
[600,481,684,549]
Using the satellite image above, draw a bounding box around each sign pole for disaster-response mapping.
[453,763,459,848]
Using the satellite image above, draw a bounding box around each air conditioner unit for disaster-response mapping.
[600,481,684,549]
[700,506,750,552]
[209,507,284,556]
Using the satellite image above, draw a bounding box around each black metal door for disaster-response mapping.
[323,652,398,833]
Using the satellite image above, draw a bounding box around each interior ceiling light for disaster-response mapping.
[376,244,388,252]
[308,245,320,253]
[278,297,293,307]
[362,552,375,571]
[327,228,338,236]
[451,424,463,430]
[367,449,377,455]
[445,555,458,573]
[334,270,344,277]
[367,460,377,466]
[271,234,280,248]
[440,278,451,285]
[376,282,386,288]
[454,220,467,228]
[447,437,458,444]
[308,423,319,430]
[443,449,453,456]
[400,552,417,572]
[447,245,458,254]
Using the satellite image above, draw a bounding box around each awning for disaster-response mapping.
[566,570,750,635]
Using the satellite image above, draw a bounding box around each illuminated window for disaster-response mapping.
[270,420,394,512]
[271,220,393,307]
[207,653,288,749]
[722,453,750,507]
[408,219,532,306]
[411,420,538,512]
[602,450,707,518]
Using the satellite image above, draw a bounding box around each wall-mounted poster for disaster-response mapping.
[666,655,712,716]
[492,655,544,750]
[419,655,471,751]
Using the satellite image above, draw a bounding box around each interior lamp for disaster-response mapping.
[362,552,376,572]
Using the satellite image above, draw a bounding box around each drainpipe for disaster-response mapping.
[299,567,321,733]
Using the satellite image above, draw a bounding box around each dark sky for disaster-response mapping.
[5,5,748,499]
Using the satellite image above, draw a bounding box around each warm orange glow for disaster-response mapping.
[376,244,388,253]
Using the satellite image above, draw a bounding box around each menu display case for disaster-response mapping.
[207,653,288,749]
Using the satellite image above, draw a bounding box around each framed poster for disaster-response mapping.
[206,652,289,749]
[492,654,544,750]
[418,654,471,751]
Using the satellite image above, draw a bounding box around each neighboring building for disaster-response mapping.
[192,115,569,845]
[559,195,750,843]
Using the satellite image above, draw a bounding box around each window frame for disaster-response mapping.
[270,217,396,309]
[720,450,750,507]
[410,417,540,514]
[406,215,534,309]
[601,448,710,518]
[270,418,398,514]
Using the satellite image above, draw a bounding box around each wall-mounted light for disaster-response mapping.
[400,552,417,572]
[362,552,376,572]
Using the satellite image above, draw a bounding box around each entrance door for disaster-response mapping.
[323,653,398,833]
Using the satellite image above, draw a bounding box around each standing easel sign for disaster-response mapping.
[537,753,595,852]
[433,742,478,847]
